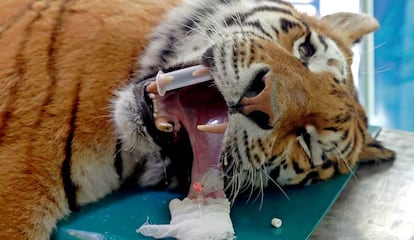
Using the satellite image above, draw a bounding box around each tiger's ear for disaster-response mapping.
[321,12,379,45]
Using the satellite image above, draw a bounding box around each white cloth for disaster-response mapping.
[137,197,235,240]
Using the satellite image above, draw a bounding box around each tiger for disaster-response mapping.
[0,0,395,239]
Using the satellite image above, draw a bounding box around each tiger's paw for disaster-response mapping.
[358,139,396,164]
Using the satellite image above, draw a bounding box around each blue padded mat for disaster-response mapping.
[53,126,381,240]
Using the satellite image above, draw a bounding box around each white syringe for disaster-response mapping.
[151,65,213,96]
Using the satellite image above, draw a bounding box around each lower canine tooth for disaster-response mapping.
[155,117,173,132]
[197,123,227,134]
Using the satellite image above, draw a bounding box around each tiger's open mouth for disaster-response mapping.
[146,79,229,198]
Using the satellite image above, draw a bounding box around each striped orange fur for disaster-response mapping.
[0,0,178,238]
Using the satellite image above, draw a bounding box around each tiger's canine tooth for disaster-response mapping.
[197,122,228,134]
[155,116,173,132]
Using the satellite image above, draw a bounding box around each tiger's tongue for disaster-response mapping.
[159,83,227,198]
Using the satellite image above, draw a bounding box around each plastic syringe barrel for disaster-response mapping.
[155,65,213,96]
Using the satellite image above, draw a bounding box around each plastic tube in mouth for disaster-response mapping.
[155,65,213,96]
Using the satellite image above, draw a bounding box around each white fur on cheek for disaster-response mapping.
[113,84,165,184]
[113,85,138,149]
[113,84,159,155]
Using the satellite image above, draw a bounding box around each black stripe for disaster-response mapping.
[0,1,35,39]
[219,43,227,78]
[280,18,300,33]
[348,134,359,158]
[340,138,353,155]
[357,122,366,144]
[223,13,247,27]
[232,30,266,40]
[181,6,216,32]
[353,127,363,151]
[247,6,293,18]
[201,46,215,68]
[115,139,123,179]
[301,60,308,68]
[232,43,240,81]
[333,161,340,174]
[324,127,338,132]
[257,139,266,153]
[296,21,310,37]
[321,159,334,169]
[243,131,251,161]
[341,129,349,140]
[303,33,315,55]
[46,0,69,105]
[298,171,319,186]
[293,160,304,174]
[296,127,312,159]
[271,26,280,37]
[333,113,351,124]
[303,131,311,153]
[330,89,347,98]
[245,20,273,39]
[234,57,240,80]
[268,155,278,164]
[0,3,49,143]
[224,6,293,28]
[295,127,306,136]
[318,34,328,51]
[21,4,59,207]
[219,0,236,3]
[62,82,80,212]
[47,0,78,212]
[158,35,177,65]
[269,165,280,181]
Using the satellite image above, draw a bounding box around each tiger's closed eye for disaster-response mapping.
[299,40,315,58]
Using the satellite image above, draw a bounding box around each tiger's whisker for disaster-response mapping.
[261,167,291,202]
[334,149,359,183]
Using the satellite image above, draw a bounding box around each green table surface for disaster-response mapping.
[54,126,381,240]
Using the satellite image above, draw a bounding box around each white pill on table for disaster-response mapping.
[271,218,282,228]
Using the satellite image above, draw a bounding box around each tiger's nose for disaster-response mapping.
[240,75,276,129]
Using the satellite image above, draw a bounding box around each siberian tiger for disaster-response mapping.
[0,0,395,239]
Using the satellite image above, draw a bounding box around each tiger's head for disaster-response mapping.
[199,10,381,189]
[114,0,394,197]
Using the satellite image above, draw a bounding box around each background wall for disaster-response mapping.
[372,1,414,131]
